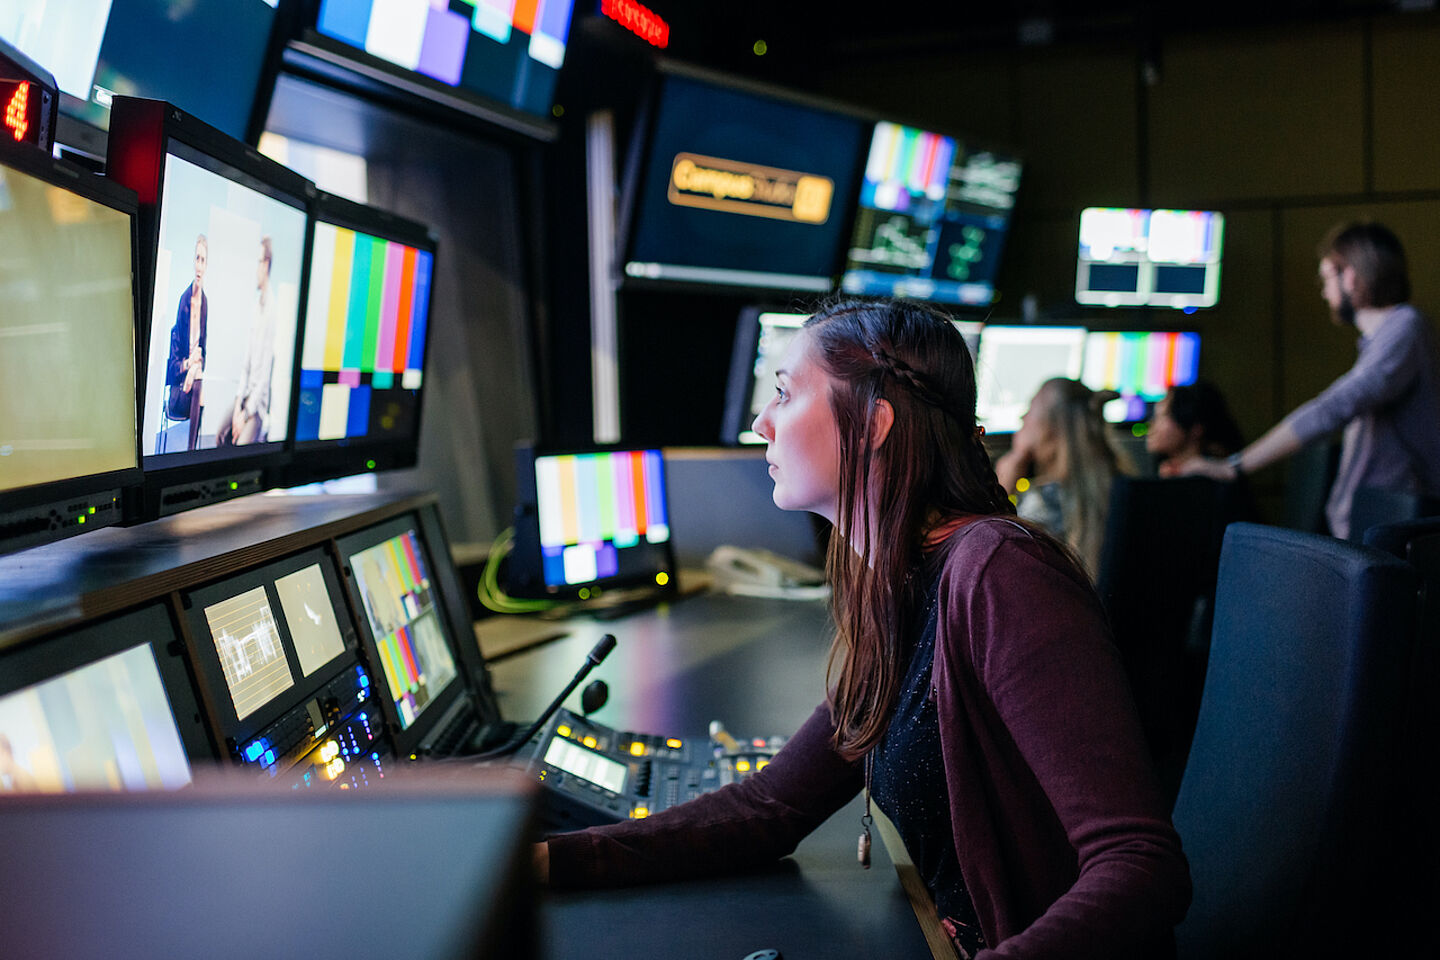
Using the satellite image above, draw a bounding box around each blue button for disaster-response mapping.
[263,749,275,766]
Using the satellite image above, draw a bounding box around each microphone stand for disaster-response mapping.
[470,634,617,762]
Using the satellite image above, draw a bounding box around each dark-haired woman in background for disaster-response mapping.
[535,299,1190,959]
[1148,381,1244,477]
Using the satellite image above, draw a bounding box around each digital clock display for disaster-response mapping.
[1,77,41,148]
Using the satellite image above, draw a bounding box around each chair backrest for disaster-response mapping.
[1349,485,1440,543]
[1172,523,1418,959]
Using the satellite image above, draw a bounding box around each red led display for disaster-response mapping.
[3,79,32,144]
[601,0,669,48]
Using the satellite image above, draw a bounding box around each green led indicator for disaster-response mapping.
[578,587,591,600]
[230,481,239,490]
[77,515,86,524]
[366,459,377,470]
[1131,423,1149,438]
[88,506,96,515]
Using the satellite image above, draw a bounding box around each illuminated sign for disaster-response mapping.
[667,152,833,224]
[3,79,29,142]
[601,0,669,48]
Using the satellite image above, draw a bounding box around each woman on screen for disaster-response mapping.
[536,299,1190,958]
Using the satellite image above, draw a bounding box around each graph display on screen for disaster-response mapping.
[203,586,295,722]
[1075,208,1224,309]
[0,157,137,495]
[348,530,457,729]
[316,0,575,118]
[0,643,191,792]
[274,564,347,678]
[842,121,1021,307]
[296,221,432,444]
[535,449,670,588]
[974,325,1087,434]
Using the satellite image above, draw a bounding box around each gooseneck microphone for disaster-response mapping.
[471,634,617,761]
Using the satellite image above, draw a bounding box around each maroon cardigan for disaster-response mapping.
[547,519,1191,958]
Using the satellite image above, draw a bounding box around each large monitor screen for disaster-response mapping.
[1075,208,1224,310]
[841,121,1021,307]
[315,0,575,119]
[975,325,1087,434]
[292,210,434,463]
[0,642,191,793]
[346,527,458,731]
[1,0,280,139]
[623,71,868,291]
[1081,330,1200,423]
[138,141,307,466]
[0,152,137,497]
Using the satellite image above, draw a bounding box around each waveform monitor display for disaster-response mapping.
[296,221,433,445]
[348,530,457,730]
[535,449,671,589]
[0,643,191,792]
[202,586,294,722]
[274,564,347,678]
[0,155,137,497]
[842,121,1022,307]
[1076,208,1225,309]
[316,0,575,118]
[975,325,1087,434]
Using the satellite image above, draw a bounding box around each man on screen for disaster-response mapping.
[164,234,208,449]
[217,237,276,447]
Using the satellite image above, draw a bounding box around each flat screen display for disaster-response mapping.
[294,219,432,447]
[975,325,1086,434]
[0,157,136,495]
[316,0,575,119]
[842,121,1021,307]
[0,0,279,139]
[139,141,307,465]
[544,736,626,793]
[202,585,294,722]
[534,448,672,590]
[0,642,191,792]
[347,528,458,730]
[1081,330,1200,423]
[1075,207,1224,309]
[624,72,868,291]
[274,564,348,678]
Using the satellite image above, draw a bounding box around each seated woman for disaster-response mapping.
[994,377,1132,575]
[537,300,1190,959]
[1147,381,1244,477]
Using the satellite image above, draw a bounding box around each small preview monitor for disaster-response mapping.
[0,141,141,554]
[312,0,575,123]
[0,604,211,792]
[623,66,868,292]
[107,98,313,514]
[509,445,677,599]
[841,121,1022,307]
[337,517,461,744]
[1076,208,1224,309]
[974,325,1087,434]
[1081,330,1200,423]
[282,192,436,486]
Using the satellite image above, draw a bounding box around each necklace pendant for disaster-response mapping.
[858,829,872,869]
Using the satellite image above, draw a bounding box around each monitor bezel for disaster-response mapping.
[106,97,317,515]
[179,546,362,750]
[0,137,145,516]
[272,190,439,489]
[333,512,470,760]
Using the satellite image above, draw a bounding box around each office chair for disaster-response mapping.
[1363,516,1440,955]
[1171,523,1418,960]
[1348,485,1440,543]
[1094,475,1243,803]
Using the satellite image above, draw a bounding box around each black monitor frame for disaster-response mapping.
[271,190,439,489]
[106,96,316,520]
[0,137,144,554]
[0,603,217,779]
[178,546,362,757]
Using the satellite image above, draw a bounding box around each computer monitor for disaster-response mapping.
[0,139,142,555]
[308,0,575,130]
[335,514,467,759]
[1,0,283,145]
[841,120,1022,307]
[1075,207,1225,309]
[1081,330,1201,423]
[719,309,984,445]
[276,192,437,488]
[107,97,313,518]
[508,445,678,601]
[622,64,868,292]
[974,325,1087,434]
[0,603,212,791]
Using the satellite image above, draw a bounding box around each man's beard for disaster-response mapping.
[1334,291,1357,327]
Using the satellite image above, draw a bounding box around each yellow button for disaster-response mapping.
[735,759,751,773]
[582,736,597,749]
[629,742,646,757]
[557,725,572,738]
[631,806,650,819]
[757,759,769,771]
[665,738,682,749]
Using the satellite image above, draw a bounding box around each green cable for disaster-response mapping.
[477,526,556,614]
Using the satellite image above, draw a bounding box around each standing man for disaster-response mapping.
[1178,221,1440,539]
[217,237,276,447]
[163,233,208,450]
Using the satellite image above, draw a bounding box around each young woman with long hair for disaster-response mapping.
[536,299,1190,958]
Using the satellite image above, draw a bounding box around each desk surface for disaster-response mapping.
[482,593,939,960]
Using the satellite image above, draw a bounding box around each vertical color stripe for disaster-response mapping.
[407,251,432,372]
[375,241,402,372]
[644,450,665,526]
[378,632,403,701]
[324,227,354,371]
[392,246,417,374]
[576,454,600,544]
[343,233,370,369]
[558,455,579,545]
[630,451,648,535]
[361,235,385,373]
[613,453,635,540]
[304,223,336,370]
[596,451,615,541]
[513,0,538,33]
[537,457,562,547]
